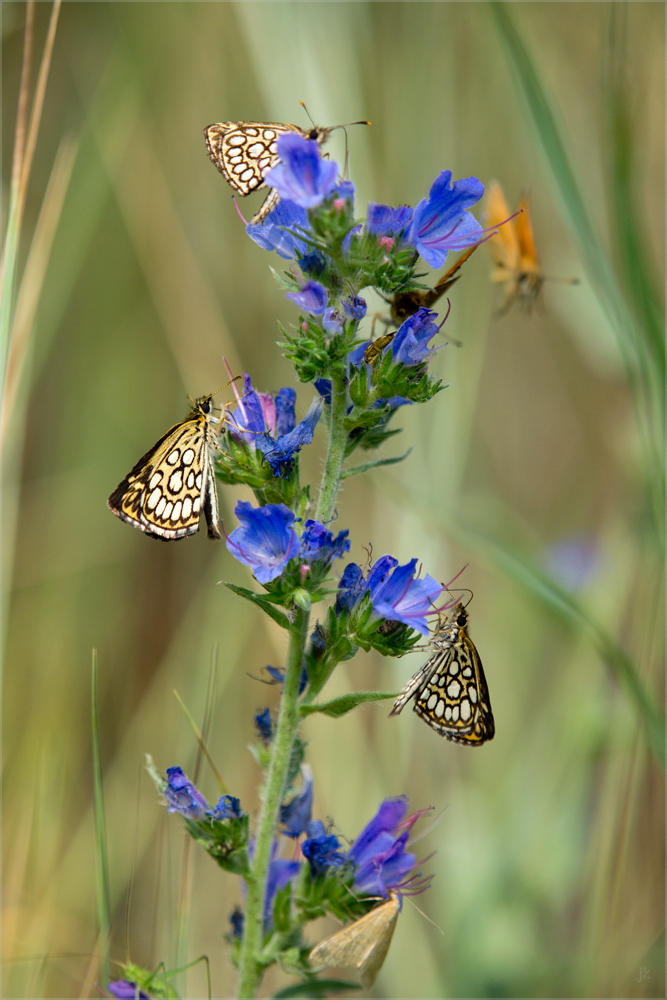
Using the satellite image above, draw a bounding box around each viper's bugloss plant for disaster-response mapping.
[144,130,486,999]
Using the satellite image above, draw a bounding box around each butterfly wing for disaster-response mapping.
[413,629,494,745]
[486,181,520,277]
[309,896,400,989]
[389,648,446,717]
[426,243,481,304]
[204,121,301,195]
[108,414,220,541]
[515,191,540,273]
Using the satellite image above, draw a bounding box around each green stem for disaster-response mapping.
[236,607,309,999]
[315,367,348,522]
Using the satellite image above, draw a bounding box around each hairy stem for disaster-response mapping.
[315,368,348,522]
[236,607,309,999]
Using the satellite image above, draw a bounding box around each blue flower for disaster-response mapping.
[323,307,343,335]
[286,279,328,315]
[257,397,323,478]
[280,765,313,837]
[229,906,244,941]
[348,796,418,897]
[301,820,347,877]
[209,794,243,820]
[164,767,208,820]
[335,562,367,614]
[369,558,443,636]
[226,501,301,584]
[366,203,414,236]
[391,307,441,365]
[245,199,310,260]
[254,707,273,742]
[264,844,301,928]
[264,133,339,208]
[336,556,442,636]
[314,378,332,406]
[299,519,350,567]
[229,377,322,478]
[300,249,326,276]
[404,170,484,269]
[344,295,367,321]
[265,664,309,695]
[108,981,148,999]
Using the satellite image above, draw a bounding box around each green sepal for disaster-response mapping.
[183,812,250,876]
[273,881,294,933]
[224,583,291,630]
[299,690,400,719]
[305,606,358,699]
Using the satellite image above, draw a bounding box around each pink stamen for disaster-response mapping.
[232,196,248,226]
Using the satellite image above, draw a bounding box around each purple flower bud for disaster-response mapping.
[366,203,414,236]
[209,795,243,820]
[280,766,314,838]
[286,280,328,315]
[164,767,209,820]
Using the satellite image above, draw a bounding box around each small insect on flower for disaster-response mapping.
[204,109,369,224]
[390,243,480,326]
[486,181,579,314]
[390,603,495,745]
[108,386,235,541]
[309,892,401,989]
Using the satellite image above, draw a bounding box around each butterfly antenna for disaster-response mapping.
[403,895,445,936]
[299,100,317,128]
[543,275,581,285]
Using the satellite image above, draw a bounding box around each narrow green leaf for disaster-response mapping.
[300,690,400,719]
[341,449,412,479]
[91,649,111,981]
[454,519,665,766]
[225,583,291,630]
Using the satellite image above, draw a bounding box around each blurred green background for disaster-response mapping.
[2,3,664,998]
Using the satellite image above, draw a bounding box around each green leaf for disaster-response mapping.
[341,449,412,479]
[271,980,359,999]
[300,690,400,719]
[225,583,291,630]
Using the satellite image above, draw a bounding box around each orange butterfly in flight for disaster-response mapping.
[486,181,578,314]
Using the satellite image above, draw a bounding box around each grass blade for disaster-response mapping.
[91,648,111,982]
[488,2,664,542]
[453,518,665,767]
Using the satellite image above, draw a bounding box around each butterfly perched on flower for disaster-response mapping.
[204,121,331,224]
[486,181,579,314]
[107,394,224,541]
[204,111,369,224]
[390,603,494,745]
[309,893,401,989]
[390,243,480,326]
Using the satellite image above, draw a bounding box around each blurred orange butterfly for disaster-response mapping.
[486,181,578,314]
